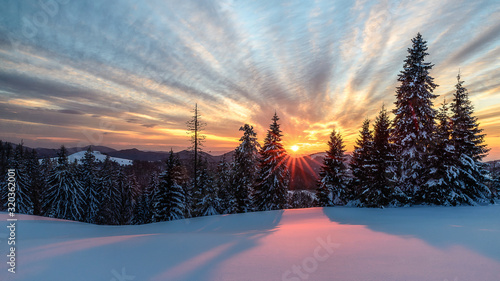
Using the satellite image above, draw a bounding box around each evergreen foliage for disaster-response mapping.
[449,74,491,203]
[351,119,375,203]
[214,157,235,214]
[254,113,290,211]
[392,33,438,199]
[317,130,348,206]
[79,147,100,223]
[154,150,188,221]
[232,124,260,213]
[43,146,85,221]
[194,159,219,217]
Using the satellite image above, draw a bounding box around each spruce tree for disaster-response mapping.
[154,150,188,221]
[350,119,374,204]
[0,142,13,211]
[193,159,219,216]
[8,144,34,214]
[254,113,290,211]
[117,168,134,225]
[26,149,43,215]
[450,73,491,203]
[132,173,157,224]
[96,156,120,224]
[214,156,235,214]
[392,33,438,201]
[317,130,349,206]
[422,100,458,205]
[368,106,402,207]
[79,147,100,223]
[451,74,489,161]
[232,124,260,213]
[43,146,85,221]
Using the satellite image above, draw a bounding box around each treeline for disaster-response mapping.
[0,110,311,224]
[1,33,499,225]
[317,33,499,207]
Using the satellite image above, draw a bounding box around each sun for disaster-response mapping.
[290,145,299,152]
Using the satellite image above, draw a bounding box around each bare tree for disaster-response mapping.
[186,103,206,192]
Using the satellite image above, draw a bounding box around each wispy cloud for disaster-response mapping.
[0,0,498,159]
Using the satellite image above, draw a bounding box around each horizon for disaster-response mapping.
[1,0,499,161]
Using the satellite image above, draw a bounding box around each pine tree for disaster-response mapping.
[96,156,120,225]
[214,156,235,214]
[154,150,188,221]
[289,190,316,209]
[43,146,85,221]
[421,100,458,205]
[392,33,438,201]
[0,142,13,211]
[366,106,403,207]
[146,172,159,221]
[117,168,134,225]
[79,147,100,223]
[132,172,157,225]
[232,124,260,213]
[26,149,43,215]
[451,74,489,161]
[7,143,34,214]
[254,113,290,211]
[350,119,374,204]
[316,130,348,206]
[193,159,219,216]
[450,73,491,203]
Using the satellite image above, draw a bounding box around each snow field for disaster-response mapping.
[0,205,499,281]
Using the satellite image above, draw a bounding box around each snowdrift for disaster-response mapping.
[1,206,499,281]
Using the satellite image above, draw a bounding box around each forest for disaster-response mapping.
[1,33,499,225]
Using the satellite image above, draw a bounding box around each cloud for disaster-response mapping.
[446,21,500,67]
[58,109,85,115]
[0,0,498,159]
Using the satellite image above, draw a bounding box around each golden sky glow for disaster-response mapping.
[0,0,499,160]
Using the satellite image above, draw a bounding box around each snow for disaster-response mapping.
[46,151,133,165]
[1,206,500,280]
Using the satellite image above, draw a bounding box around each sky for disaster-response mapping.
[0,0,499,160]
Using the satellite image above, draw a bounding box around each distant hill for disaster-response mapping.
[107,148,170,161]
[35,145,117,158]
[48,150,133,165]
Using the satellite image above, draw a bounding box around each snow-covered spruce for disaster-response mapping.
[392,33,438,203]
[96,156,121,225]
[254,113,290,211]
[449,74,491,204]
[6,144,34,214]
[231,124,260,213]
[214,156,236,214]
[153,150,189,221]
[369,106,404,207]
[317,130,349,206]
[350,119,375,204]
[193,159,220,217]
[78,147,100,223]
[42,146,85,221]
[421,100,458,205]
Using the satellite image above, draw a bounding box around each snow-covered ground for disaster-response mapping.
[1,205,500,281]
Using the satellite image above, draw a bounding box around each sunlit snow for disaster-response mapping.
[1,206,499,280]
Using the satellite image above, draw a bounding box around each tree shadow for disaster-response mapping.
[140,210,284,281]
[322,205,500,262]
[9,210,283,281]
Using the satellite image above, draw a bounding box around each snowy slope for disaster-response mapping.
[49,150,133,165]
[1,206,500,281]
